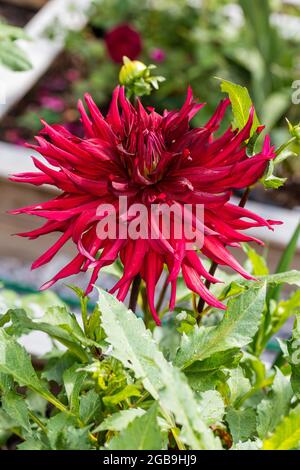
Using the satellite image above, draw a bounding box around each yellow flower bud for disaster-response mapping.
[119,56,147,85]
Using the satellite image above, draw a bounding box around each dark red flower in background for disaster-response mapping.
[105,24,142,63]
[11,87,280,324]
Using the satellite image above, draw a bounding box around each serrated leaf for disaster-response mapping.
[219,78,260,135]
[97,289,221,450]
[243,244,269,276]
[46,413,77,450]
[0,329,67,413]
[261,160,287,189]
[42,351,77,384]
[175,284,266,370]
[231,439,262,450]
[17,436,48,450]
[105,405,162,450]
[2,391,31,433]
[79,390,102,425]
[63,364,87,413]
[244,271,300,288]
[271,291,300,339]
[64,426,91,450]
[95,409,146,433]
[227,367,251,406]
[288,315,300,398]
[186,369,229,394]
[8,308,90,363]
[103,384,141,407]
[226,407,257,444]
[198,391,225,426]
[257,368,293,439]
[184,349,242,375]
[263,405,300,450]
[267,226,300,304]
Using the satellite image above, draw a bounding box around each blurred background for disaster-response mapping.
[0,0,299,306]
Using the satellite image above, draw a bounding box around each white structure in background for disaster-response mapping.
[0,0,92,119]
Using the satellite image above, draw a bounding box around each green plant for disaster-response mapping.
[0,256,299,450]
[0,22,31,71]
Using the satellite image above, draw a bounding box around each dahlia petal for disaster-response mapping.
[182,263,226,310]
[203,236,255,280]
[78,99,94,138]
[204,98,230,132]
[32,226,72,270]
[185,251,221,284]
[84,93,116,143]
[106,86,122,133]
[40,254,85,290]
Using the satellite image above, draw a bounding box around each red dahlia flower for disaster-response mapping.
[105,24,142,63]
[12,87,280,324]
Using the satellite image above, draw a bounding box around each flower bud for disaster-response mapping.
[119,56,165,99]
[286,118,300,141]
[119,56,147,85]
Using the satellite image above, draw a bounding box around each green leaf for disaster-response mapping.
[288,315,300,398]
[219,78,260,135]
[0,40,32,71]
[95,409,146,433]
[17,436,48,451]
[226,407,257,444]
[103,384,141,407]
[243,244,269,276]
[79,390,102,425]
[267,225,300,304]
[231,439,262,450]
[271,291,300,339]
[105,404,162,450]
[227,367,251,406]
[63,426,91,450]
[46,413,77,450]
[0,329,68,414]
[8,308,90,363]
[257,368,293,439]
[243,271,300,288]
[263,405,300,450]
[261,92,291,131]
[186,369,229,394]
[0,23,29,41]
[42,351,77,384]
[261,161,287,189]
[97,289,221,450]
[2,391,31,433]
[239,0,280,67]
[184,348,242,374]
[198,391,225,426]
[175,284,266,370]
[63,364,87,414]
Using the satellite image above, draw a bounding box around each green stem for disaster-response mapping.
[275,136,296,157]
[28,410,47,434]
[156,275,169,314]
[129,274,142,313]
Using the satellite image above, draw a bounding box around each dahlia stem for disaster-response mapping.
[197,186,251,318]
[156,275,169,314]
[129,274,142,313]
[197,262,218,316]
